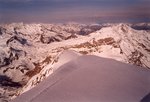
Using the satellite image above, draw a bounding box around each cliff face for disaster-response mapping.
[0,23,150,102]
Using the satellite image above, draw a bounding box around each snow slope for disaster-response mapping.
[17,50,80,95]
[52,50,80,71]
[11,55,150,102]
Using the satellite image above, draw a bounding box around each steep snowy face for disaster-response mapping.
[115,24,150,67]
[0,23,150,101]
[91,24,150,68]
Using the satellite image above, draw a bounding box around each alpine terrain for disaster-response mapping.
[0,23,150,102]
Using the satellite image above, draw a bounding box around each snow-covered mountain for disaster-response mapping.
[11,53,150,102]
[0,23,150,101]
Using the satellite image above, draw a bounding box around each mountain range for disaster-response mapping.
[0,23,150,102]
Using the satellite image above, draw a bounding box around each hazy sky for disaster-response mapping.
[0,0,150,23]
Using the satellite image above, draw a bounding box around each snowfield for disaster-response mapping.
[11,54,150,102]
[0,23,150,101]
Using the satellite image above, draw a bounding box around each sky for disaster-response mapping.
[0,0,150,23]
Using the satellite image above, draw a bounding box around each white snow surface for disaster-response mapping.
[11,55,150,102]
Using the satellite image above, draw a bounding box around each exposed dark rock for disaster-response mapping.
[0,75,22,88]
[131,24,150,30]
[6,36,27,45]
[0,27,6,35]
[128,50,144,67]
